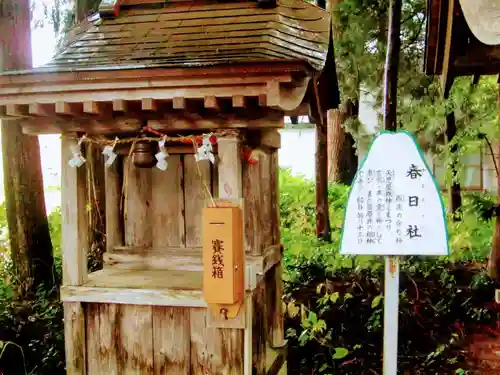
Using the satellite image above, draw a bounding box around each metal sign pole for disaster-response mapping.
[383,256,399,375]
[382,0,402,370]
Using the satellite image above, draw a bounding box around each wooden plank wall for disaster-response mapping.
[86,304,244,374]
[151,155,185,247]
[119,153,214,259]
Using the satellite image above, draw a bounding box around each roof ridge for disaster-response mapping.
[98,0,280,19]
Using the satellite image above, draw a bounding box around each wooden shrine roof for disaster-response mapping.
[0,0,339,134]
[424,0,500,78]
[19,0,330,73]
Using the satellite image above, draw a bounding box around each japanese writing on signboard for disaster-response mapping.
[211,239,224,279]
[340,131,448,256]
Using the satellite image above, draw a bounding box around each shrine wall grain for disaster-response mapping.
[151,154,185,247]
[87,303,250,374]
[108,152,218,270]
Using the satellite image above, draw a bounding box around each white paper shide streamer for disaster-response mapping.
[102,137,119,167]
[195,134,215,164]
[68,136,86,168]
[155,136,169,171]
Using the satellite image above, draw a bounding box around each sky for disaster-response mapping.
[31,2,62,213]
[31,0,58,67]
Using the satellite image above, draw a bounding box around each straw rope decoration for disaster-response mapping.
[72,128,241,214]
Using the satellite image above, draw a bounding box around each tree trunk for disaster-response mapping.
[327,101,358,184]
[0,0,54,292]
[316,119,331,242]
[445,111,462,219]
[327,0,358,185]
[383,0,401,132]
[488,82,500,281]
[314,0,331,242]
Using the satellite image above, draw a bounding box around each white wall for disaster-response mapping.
[278,128,316,180]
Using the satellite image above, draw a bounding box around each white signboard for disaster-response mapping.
[340,131,448,256]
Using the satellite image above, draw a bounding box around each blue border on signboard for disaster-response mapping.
[339,130,450,256]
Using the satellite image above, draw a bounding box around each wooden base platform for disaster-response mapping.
[61,269,206,307]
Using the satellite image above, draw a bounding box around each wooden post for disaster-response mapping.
[314,1,331,243]
[61,134,89,375]
[218,136,243,200]
[243,146,263,255]
[104,157,123,254]
[270,150,284,348]
[216,135,253,375]
[62,135,89,286]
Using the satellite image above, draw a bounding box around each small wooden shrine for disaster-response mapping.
[0,0,339,373]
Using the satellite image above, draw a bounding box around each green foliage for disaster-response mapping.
[0,279,64,375]
[333,0,498,197]
[280,169,494,272]
[333,0,431,135]
[446,193,495,261]
[48,207,62,258]
[280,170,498,374]
[402,76,498,188]
[0,203,64,374]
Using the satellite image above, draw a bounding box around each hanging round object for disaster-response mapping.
[133,141,156,168]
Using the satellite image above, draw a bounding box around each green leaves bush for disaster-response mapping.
[280,169,499,374]
[0,203,64,375]
[0,283,64,375]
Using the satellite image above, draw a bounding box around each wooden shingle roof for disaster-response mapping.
[0,0,339,134]
[39,0,331,73]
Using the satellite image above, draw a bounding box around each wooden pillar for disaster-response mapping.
[219,131,285,374]
[269,150,285,348]
[218,136,243,200]
[216,135,253,374]
[61,134,89,375]
[243,148,263,256]
[104,157,124,254]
